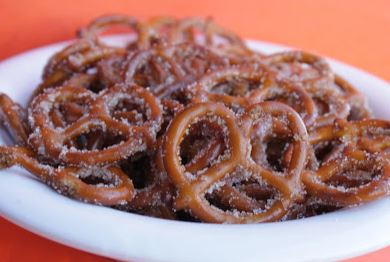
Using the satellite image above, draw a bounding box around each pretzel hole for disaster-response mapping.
[251,135,292,173]
[262,90,306,118]
[347,106,366,121]
[49,100,89,128]
[131,56,178,88]
[265,137,292,172]
[120,152,154,189]
[312,97,330,115]
[97,55,125,88]
[314,141,342,165]
[110,97,149,125]
[65,128,126,151]
[167,45,229,83]
[77,168,120,187]
[205,171,278,214]
[327,163,382,189]
[168,88,192,105]
[210,78,260,97]
[86,75,108,93]
[179,119,227,172]
[171,45,221,74]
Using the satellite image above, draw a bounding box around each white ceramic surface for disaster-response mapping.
[0,38,389,262]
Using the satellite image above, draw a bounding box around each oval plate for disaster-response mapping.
[0,38,389,262]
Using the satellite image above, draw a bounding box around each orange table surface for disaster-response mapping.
[0,0,389,261]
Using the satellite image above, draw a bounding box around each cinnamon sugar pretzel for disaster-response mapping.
[0,15,387,223]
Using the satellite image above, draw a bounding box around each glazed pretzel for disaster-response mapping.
[124,43,227,96]
[123,45,186,89]
[29,84,162,166]
[309,119,390,170]
[97,54,127,87]
[332,75,371,120]
[0,146,134,205]
[34,39,126,98]
[305,84,350,127]
[348,120,390,154]
[242,102,309,198]
[256,81,318,126]
[190,65,274,110]
[118,145,176,219]
[162,102,252,223]
[264,50,333,84]
[163,102,308,223]
[210,101,310,214]
[0,15,388,223]
[303,147,390,206]
[178,117,226,173]
[310,119,390,150]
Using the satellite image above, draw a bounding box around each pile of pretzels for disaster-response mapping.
[0,15,388,223]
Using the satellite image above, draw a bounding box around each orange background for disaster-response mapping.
[0,0,389,261]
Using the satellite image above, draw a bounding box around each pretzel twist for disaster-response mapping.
[303,147,390,206]
[29,84,162,166]
[0,146,135,205]
[163,102,309,223]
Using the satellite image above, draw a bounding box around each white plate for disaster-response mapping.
[0,38,389,262]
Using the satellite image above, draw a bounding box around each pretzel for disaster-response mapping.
[310,119,390,148]
[306,85,350,127]
[78,14,150,49]
[303,147,390,206]
[33,39,126,99]
[264,50,333,84]
[0,146,134,205]
[242,102,309,197]
[168,17,257,60]
[29,84,162,166]
[179,117,226,173]
[162,102,260,223]
[163,102,308,223]
[124,43,227,95]
[123,46,185,89]
[256,81,318,126]
[97,54,127,87]
[0,15,388,223]
[331,75,371,120]
[190,66,274,110]
[309,119,390,170]
[158,98,184,137]
[118,147,176,219]
[214,102,310,214]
